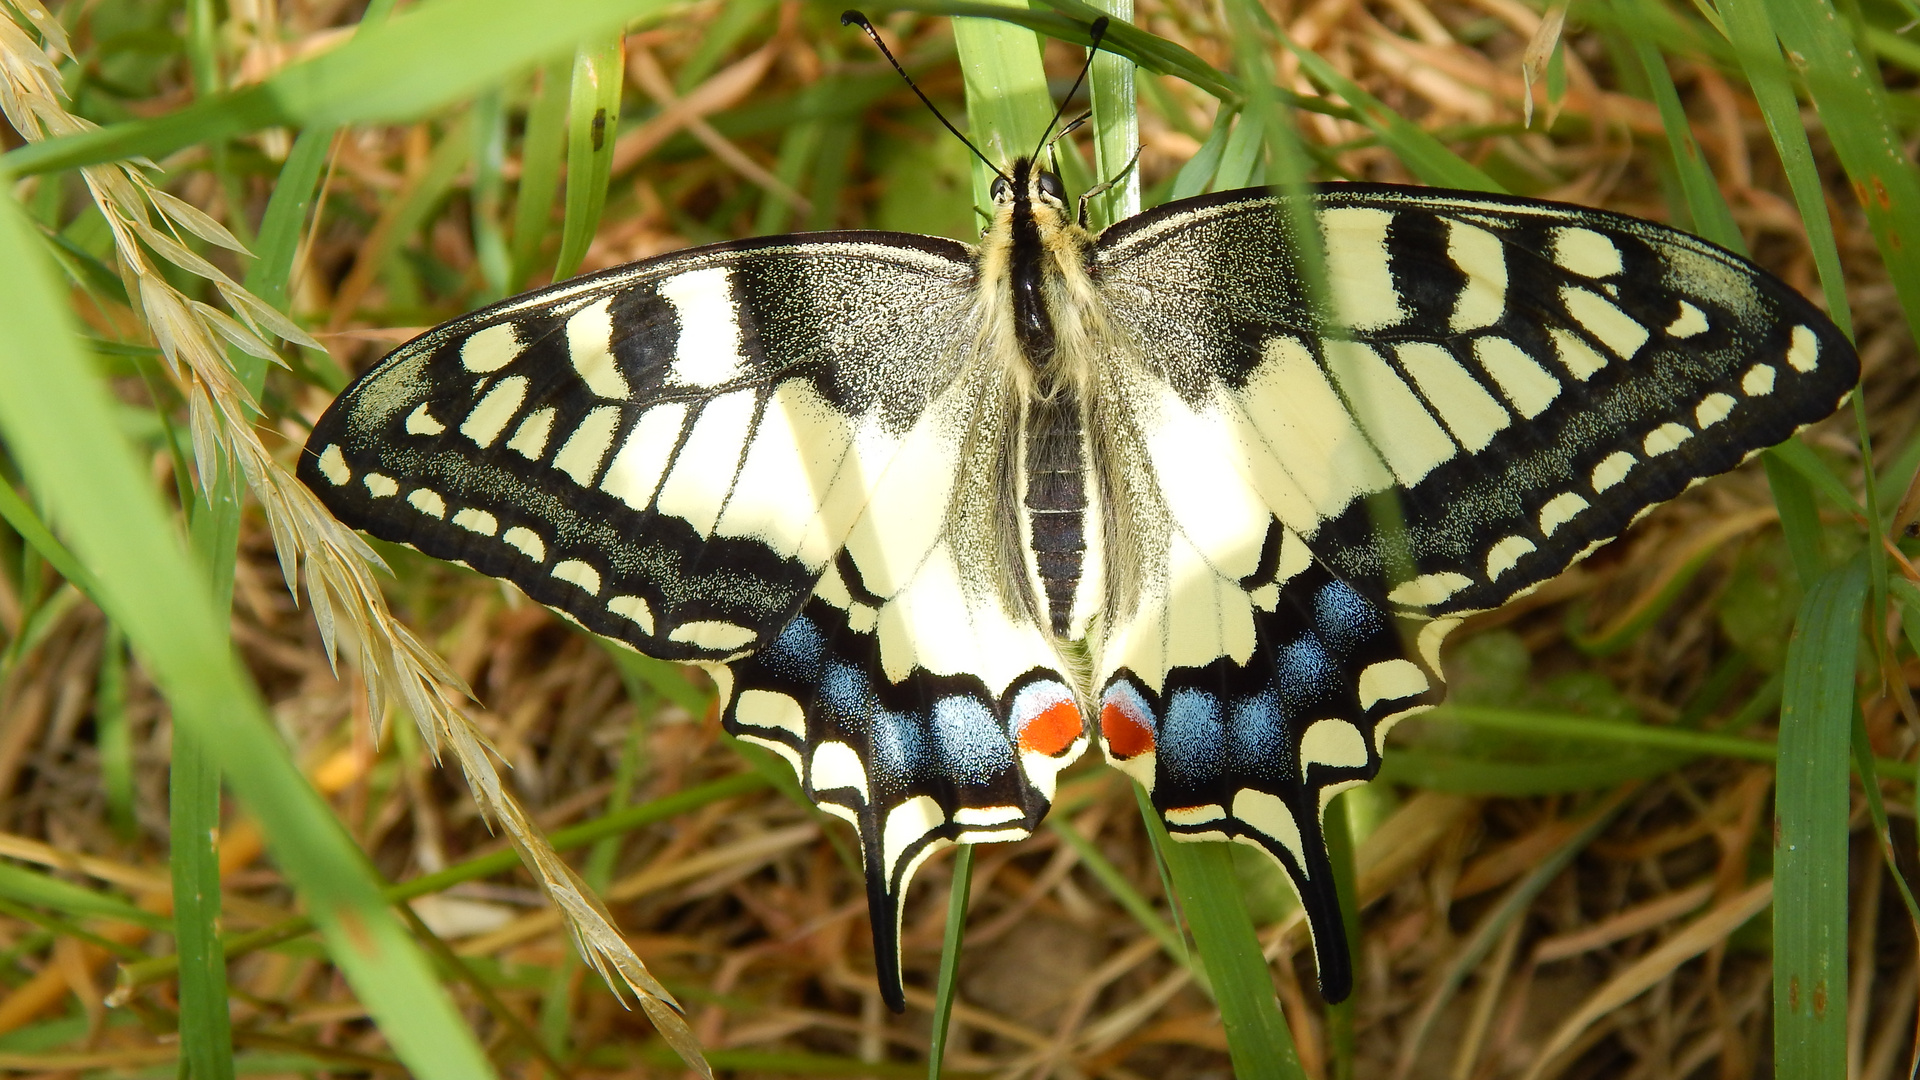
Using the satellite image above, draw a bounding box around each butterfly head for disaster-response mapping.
[988,157,1080,245]
[991,157,1069,213]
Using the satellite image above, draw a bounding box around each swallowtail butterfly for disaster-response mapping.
[300,36,1857,1011]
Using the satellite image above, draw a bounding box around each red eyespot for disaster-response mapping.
[1018,700,1082,757]
[1100,699,1154,759]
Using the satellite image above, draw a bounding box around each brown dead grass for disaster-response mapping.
[1,0,1917,1077]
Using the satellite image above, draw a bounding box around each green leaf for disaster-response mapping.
[927,844,972,1079]
[1763,0,1920,341]
[552,35,625,283]
[1773,556,1868,1078]
[1140,796,1302,1079]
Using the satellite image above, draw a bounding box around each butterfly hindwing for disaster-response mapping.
[301,234,978,661]
[720,367,1090,1011]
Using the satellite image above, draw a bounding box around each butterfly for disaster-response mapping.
[299,26,1857,1012]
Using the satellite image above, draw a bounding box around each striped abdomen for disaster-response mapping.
[1022,396,1089,638]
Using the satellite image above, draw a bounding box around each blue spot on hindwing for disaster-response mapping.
[1277,635,1339,712]
[1229,689,1291,778]
[1160,688,1225,790]
[869,709,929,782]
[930,695,1015,783]
[761,614,826,680]
[1314,579,1380,656]
[820,661,873,723]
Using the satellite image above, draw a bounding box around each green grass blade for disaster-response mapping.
[0,864,166,930]
[953,0,1053,202]
[1767,435,1865,518]
[1276,38,1502,193]
[170,723,233,1080]
[1169,109,1233,201]
[926,843,972,1079]
[1762,451,1827,583]
[161,108,342,1080]
[0,186,498,1079]
[602,646,711,714]
[1763,0,1920,336]
[1773,556,1868,1079]
[1085,0,1138,227]
[1048,816,1193,972]
[1618,0,1744,252]
[1716,0,1852,336]
[1215,109,1267,190]
[117,772,770,994]
[552,35,625,283]
[0,478,95,598]
[470,87,513,301]
[1851,713,1920,929]
[1421,703,1914,782]
[246,124,335,344]
[4,0,681,178]
[513,58,571,288]
[934,0,1242,105]
[1155,831,1303,1079]
[95,625,135,839]
[1322,795,1358,1080]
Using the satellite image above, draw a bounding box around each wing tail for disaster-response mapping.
[722,546,1088,1010]
[1098,524,1442,1003]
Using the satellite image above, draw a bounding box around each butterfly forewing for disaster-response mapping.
[1097,186,1854,619]
[301,234,978,661]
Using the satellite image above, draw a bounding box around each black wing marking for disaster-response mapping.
[301,233,975,661]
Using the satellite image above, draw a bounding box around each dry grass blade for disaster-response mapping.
[1522,879,1775,1080]
[1519,3,1567,128]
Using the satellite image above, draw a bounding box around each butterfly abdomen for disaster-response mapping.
[1020,394,1094,638]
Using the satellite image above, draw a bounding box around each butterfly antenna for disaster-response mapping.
[842,11,1007,182]
[1030,16,1111,162]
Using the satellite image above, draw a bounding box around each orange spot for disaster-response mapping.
[1100,701,1154,758]
[1018,701,1082,756]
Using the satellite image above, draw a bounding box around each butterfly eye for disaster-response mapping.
[991,176,1011,201]
[1038,171,1065,202]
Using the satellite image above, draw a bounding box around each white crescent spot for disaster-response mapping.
[315,444,350,486]
[551,559,601,595]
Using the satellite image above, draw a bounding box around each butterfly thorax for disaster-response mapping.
[976,158,1106,643]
